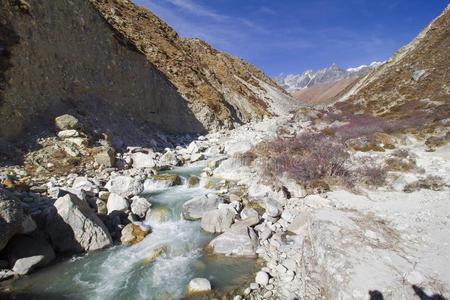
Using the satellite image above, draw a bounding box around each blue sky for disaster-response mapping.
[135,0,448,76]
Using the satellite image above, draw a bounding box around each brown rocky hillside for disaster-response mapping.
[333,5,450,134]
[0,0,293,159]
[90,0,294,129]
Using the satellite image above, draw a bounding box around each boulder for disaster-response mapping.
[3,235,55,275]
[94,148,116,168]
[46,194,112,253]
[107,193,129,215]
[72,177,100,196]
[255,271,269,286]
[182,194,223,221]
[187,278,211,295]
[120,223,150,245]
[55,114,79,130]
[130,196,151,219]
[264,198,282,218]
[159,151,179,166]
[239,207,260,226]
[208,223,258,257]
[152,174,182,187]
[0,188,24,251]
[187,176,200,188]
[131,152,156,169]
[142,245,167,265]
[105,176,144,198]
[57,130,79,139]
[201,207,235,233]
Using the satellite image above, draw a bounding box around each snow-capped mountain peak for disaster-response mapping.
[275,62,383,92]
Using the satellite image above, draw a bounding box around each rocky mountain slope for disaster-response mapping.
[0,0,293,159]
[333,5,450,135]
[90,0,293,129]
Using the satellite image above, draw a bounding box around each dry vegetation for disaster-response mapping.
[236,130,388,191]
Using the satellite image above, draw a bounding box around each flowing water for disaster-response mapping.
[1,163,257,299]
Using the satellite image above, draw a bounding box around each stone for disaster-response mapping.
[145,206,170,224]
[264,198,282,218]
[0,270,15,281]
[130,196,151,219]
[20,214,37,234]
[57,130,79,139]
[229,193,241,203]
[46,194,112,253]
[201,207,235,233]
[72,177,99,196]
[152,174,182,186]
[3,235,55,275]
[250,282,259,290]
[0,187,24,251]
[55,114,79,130]
[239,207,260,226]
[98,191,110,201]
[96,199,107,215]
[208,223,258,257]
[105,176,144,198]
[142,245,167,265]
[412,69,426,81]
[187,176,200,187]
[190,153,205,162]
[187,278,211,295]
[120,223,150,245]
[182,194,223,221]
[255,271,269,286]
[107,193,129,215]
[131,152,156,169]
[160,151,179,166]
[94,148,116,168]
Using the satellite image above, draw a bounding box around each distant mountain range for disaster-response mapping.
[274,62,383,92]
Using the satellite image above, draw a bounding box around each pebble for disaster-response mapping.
[255,271,269,286]
[250,282,260,290]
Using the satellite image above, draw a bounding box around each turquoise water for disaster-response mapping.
[1,165,256,299]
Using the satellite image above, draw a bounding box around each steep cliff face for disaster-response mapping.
[0,0,293,156]
[90,0,293,129]
[0,0,205,149]
[334,5,450,133]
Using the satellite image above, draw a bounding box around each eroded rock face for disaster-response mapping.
[0,0,205,149]
[0,188,24,251]
[46,194,112,253]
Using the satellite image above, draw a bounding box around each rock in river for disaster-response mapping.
[120,223,150,245]
[182,193,223,221]
[187,278,211,295]
[208,223,258,257]
[201,207,235,233]
[2,235,55,275]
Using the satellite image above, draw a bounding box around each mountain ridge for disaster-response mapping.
[274,62,382,92]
